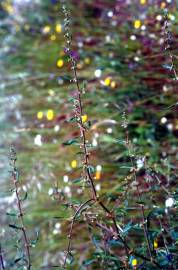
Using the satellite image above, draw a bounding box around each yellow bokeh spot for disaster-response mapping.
[50,34,56,41]
[15,25,20,32]
[48,89,55,96]
[140,0,146,4]
[55,23,62,33]
[71,160,77,169]
[134,20,141,29]
[2,3,13,14]
[84,58,91,64]
[43,25,51,34]
[81,114,88,124]
[95,171,101,180]
[154,240,158,249]
[111,81,116,89]
[104,77,111,86]
[57,59,64,68]
[132,258,138,266]
[77,63,83,69]
[24,24,30,31]
[168,13,174,20]
[37,111,43,120]
[176,120,178,129]
[161,2,166,9]
[47,110,54,121]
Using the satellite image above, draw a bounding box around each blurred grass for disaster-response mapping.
[0,0,177,269]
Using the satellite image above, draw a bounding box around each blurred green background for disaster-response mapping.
[0,0,177,269]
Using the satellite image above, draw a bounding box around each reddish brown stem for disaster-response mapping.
[62,10,129,264]
[69,55,129,259]
[62,4,162,269]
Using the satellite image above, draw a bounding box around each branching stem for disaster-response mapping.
[9,148,31,270]
[63,199,94,267]
[62,3,162,269]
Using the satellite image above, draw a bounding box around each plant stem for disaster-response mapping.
[163,12,178,80]
[0,244,5,270]
[62,4,129,265]
[63,198,94,267]
[125,130,153,261]
[10,148,31,270]
[62,4,162,269]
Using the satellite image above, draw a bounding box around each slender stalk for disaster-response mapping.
[125,130,153,261]
[123,131,164,269]
[9,148,31,270]
[138,190,153,260]
[63,199,94,267]
[0,244,5,270]
[163,12,178,80]
[154,173,170,195]
[62,3,129,265]
[62,3,162,269]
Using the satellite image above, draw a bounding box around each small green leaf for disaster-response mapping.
[6,212,18,217]
[108,239,123,247]
[9,224,22,230]
[136,201,145,205]
[31,231,39,247]
[66,252,74,265]
[120,166,132,169]
[116,139,125,145]
[88,165,95,173]
[63,139,78,146]
[53,216,66,219]
[75,151,84,155]
[72,178,82,184]
[122,221,133,236]
[66,116,78,123]
[14,257,22,264]
[20,192,28,201]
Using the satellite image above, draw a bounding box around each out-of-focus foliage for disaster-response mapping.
[0,0,177,269]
